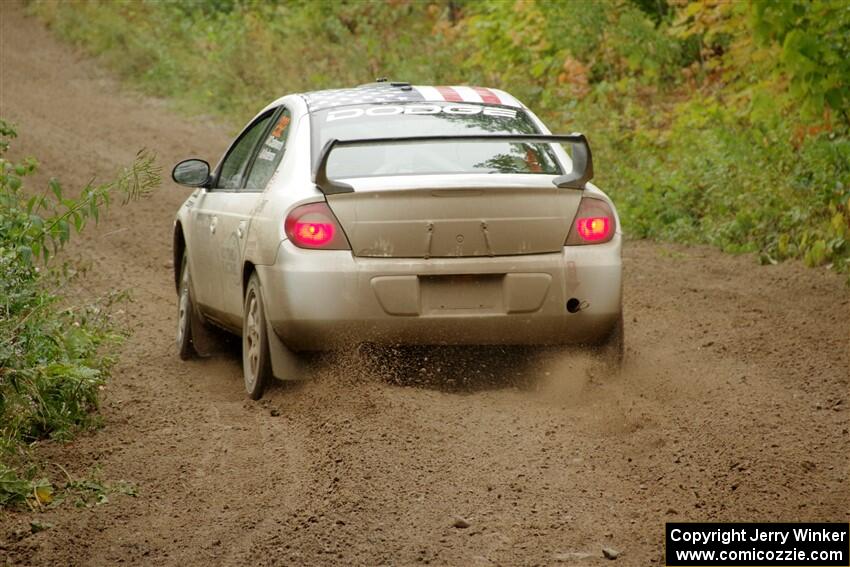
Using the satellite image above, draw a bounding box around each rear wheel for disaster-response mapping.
[243,273,272,400]
[176,255,196,360]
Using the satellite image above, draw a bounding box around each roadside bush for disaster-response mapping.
[584,95,850,270]
[0,121,159,507]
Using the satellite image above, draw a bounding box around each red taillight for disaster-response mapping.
[566,197,615,245]
[284,202,350,250]
[294,221,334,245]
[576,217,610,241]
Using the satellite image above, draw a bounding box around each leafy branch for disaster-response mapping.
[0,128,160,265]
[0,119,159,509]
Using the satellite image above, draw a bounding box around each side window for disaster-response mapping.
[216,113,274,190]
[245,110,292,191]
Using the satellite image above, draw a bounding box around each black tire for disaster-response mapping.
[242,273,272,400]
[176,255,196,360]
[597,313,624,370]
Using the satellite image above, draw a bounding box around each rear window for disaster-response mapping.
[311,102,563,178]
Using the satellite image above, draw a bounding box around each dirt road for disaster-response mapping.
[1,5,848,566]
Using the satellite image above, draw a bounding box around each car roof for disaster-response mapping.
[299,82,524,112]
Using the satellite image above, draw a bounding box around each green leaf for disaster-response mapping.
[58,219,70,244]
[17,245,32,265]
[48,178,62,200]
[825,88,844,111]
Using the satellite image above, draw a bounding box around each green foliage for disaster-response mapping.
[0,120,159,508]
[752,0,850,120]
[29,0,850,279]
[57,465,138,508]
[593,96,850,270]
[456,0,680,110]
[1,461,137,509]
[34,0,458,120]
[0,463,51,508]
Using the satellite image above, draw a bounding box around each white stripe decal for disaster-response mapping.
[414,85,523,107]
[452,86,483,104]
[412,85,444,102]
[491,89,522,107]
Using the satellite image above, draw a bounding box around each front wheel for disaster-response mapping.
[242,273,273,400]
[176,255,196,360]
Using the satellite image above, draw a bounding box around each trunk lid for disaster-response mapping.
[324,174,582,258]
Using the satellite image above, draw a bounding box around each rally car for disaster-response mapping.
[171,81,623,399]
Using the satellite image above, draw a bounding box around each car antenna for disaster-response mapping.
[369,77,412,90]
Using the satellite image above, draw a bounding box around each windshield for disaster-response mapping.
[311,103,563,178]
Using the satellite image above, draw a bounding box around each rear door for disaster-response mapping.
[191,110,277,324]
[215,108,293,322]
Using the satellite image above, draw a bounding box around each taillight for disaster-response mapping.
[566,197,615,245]
[284,202,350,250]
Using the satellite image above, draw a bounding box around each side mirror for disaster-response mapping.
[172,159,211,188]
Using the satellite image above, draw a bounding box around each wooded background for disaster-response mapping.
[34,0,850,273]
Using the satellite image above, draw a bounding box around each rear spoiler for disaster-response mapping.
[314,134,593,195]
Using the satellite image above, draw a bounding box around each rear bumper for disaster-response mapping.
[256,235,622,350]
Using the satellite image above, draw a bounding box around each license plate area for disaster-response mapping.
[419,274,505,315]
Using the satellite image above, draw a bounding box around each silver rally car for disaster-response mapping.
[172,81,623,399]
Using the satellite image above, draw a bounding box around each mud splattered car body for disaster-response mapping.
[171,82,623,398]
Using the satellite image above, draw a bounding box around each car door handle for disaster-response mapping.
[237,221,247,239]
[209,216,217,234]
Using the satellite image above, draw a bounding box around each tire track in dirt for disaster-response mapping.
[1,3,848,566]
